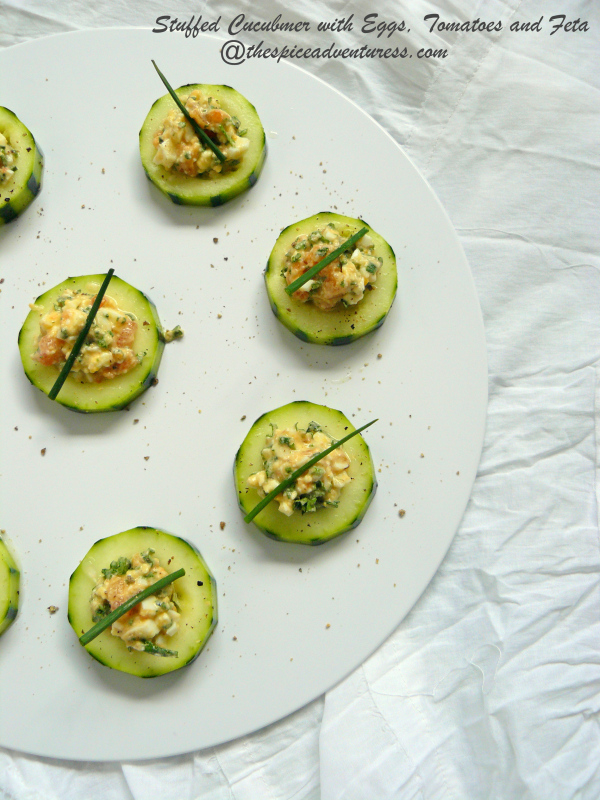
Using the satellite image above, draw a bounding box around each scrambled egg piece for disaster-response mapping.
[90,551,180,654]
[153,89,249,178]
[282,223,383,310]
[32,288,141,382]
[0,132,17,187]
[247,421,351,516]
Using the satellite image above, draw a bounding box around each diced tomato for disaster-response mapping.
[114,319,137,348]
[35,335,65,366]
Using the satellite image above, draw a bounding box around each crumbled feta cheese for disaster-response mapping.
[247,422,351,516]
[153,89,249,178]
[282,223,383,310]
[89,551,180,654]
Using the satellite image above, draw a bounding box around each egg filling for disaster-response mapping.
[0,132,17,187]
[90,550,180,656]
[31,288,141,382]
[282,223,383,310]
[153,89,249,178]
[247,421,351,516]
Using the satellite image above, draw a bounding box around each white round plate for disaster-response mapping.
[0,29,487,760]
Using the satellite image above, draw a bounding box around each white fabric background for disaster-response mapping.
[1,0,599,797]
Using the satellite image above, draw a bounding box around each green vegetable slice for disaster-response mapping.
[0,538,19,636]
[19,274,165,413]
[0,106,43,225]
[265,212,397,346]
[139,83,266,207]
[68,527,217,678]
[235,401,377,545]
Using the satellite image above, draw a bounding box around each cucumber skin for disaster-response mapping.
[139,84,266,207]
[18,274,165,413]
[0,107,44,225]
[68,527,217,678]
[0,539,20,636]
[235,401,377,545]
[265,212,397,346]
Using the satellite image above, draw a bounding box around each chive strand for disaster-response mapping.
[151,60,226,163]
[79,568,185,646]
[284,226,369,296]
[244,419,377,523]
[48,268,115,401]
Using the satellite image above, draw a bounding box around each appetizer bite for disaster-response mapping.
[235,401,377,545]
[265,212,397,345]
[19,272,167,412]
[0,537,19,636]
[0,106,43,225]
[68,527,217,678]
[140,65,266,206]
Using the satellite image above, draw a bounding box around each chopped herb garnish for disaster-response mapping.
[92,600,111,623]
[101,556,132,580]
[141,641,178,658]
[219,124,235,145]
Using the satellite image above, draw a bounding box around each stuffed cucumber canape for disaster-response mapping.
[265,212,397,346]
[0,537,19,636]
[0,106,43,225]
[140,82,266,207]
[68,527,217,678]
[235,401,376,545]
[19,273,169,412]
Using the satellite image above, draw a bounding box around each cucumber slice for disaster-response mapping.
[18,274,165,413]
[265,212,397,346]
[68,527,217,678]
[0,107,43,225]
[235,401,376,545]
[0,538,20,636]
[139,84,266,207]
